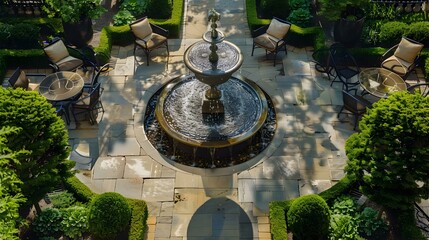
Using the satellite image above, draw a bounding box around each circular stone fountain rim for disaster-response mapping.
[184,40,244,76]
[155,74,268,148]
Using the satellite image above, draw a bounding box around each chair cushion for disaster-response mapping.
[14,70,29,89]
[44,40,69,63]
[381,55,412,77]
[135,33,167,50]
[56,56,84,71]
[394,38,424,63]
[28,83,40,91]
[75,92,91,106]
[130,18,153,41]
[253,33,277,51]
[266,18,291,40]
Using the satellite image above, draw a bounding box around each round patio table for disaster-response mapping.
[359,68,407,98]
[39,71,84,101]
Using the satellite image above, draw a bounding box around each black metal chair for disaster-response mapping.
[407,82,429,97]
[312,48,334,80]
[381,37,424,80]
[329,43,360,90]
[82,63,110,88]
[251,17,291,66]
[8,67,43,91]
[53,102,71,125]
[129,17,169,66]
[71,83,104,125]
[338,89,372,130]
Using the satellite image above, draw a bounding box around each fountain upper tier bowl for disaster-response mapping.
[184,40,243,87]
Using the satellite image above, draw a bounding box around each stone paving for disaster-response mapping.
[2,0,428,239]
[71,42,358,239]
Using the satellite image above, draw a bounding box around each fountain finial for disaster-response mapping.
[208,8,221,39]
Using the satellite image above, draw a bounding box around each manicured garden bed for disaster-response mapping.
[27,176,148,239]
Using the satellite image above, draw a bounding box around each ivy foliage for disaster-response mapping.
[346,91,429,210]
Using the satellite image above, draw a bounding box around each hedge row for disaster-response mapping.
[246,0,321,48]
[269,174,425,240]
[63,176,148,240]
[269,175,356,240]
[0,0,183,79]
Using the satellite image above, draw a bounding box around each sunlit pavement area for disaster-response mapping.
[2,0,428,239]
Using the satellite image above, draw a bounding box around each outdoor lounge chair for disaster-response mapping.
[329,43,360,91]
[8,67,42,91]
[381,37,424,80]
[43,38,98,72]
[251,17,291,66]
[130,17,169,66]
[43,38,85,72]
[338,89,372,130]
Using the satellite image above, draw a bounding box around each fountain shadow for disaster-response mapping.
[186,197,253,239]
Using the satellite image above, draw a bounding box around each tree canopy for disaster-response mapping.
[0,126,26,240]
[345,92,429,210]
[0,88,74,206]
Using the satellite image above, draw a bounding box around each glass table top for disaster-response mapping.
[359,68,407,98]
[39,71,84,101]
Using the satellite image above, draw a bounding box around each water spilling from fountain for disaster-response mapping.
[143,9,276,169]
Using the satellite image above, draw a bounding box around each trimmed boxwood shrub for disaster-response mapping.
[378,21,408,48]
[88,192,132,240]
[287,194,330,240]
[63,176,148,240]
[406,21,429,47]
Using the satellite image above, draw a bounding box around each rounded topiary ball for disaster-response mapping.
[287,194,330,240]
[88,192,131,239]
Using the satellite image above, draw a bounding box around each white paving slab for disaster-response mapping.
[142,179,175,202]
[92,157,125,179]
[123,156,162,178]
[115,178,143,200]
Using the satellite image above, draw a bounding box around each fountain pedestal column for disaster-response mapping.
[202,87,224,114]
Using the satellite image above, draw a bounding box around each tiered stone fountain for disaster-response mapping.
[144,9,276,169]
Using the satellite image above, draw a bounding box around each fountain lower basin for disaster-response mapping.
[143,74,276,168]
[155,75,267,148]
